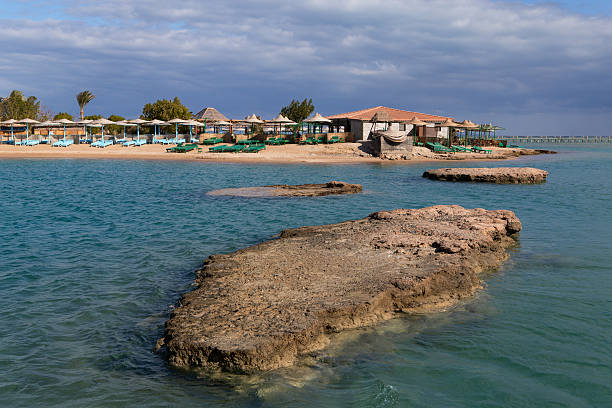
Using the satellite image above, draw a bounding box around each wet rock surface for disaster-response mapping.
[157,205,521,373]
[207,181,363,197]
[423,167,548,183]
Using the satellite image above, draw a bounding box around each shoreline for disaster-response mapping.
[0,143,552,164]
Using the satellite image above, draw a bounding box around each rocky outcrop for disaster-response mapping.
[208,181,363,197]
[423,167,548,183]
[157,205,521,373]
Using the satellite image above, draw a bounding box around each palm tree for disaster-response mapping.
[76,91,95,120]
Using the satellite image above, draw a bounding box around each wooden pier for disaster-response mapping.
[504,136,612,144]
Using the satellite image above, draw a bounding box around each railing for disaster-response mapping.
[504,136,612,144]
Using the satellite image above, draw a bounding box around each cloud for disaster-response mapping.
[0,0,611,134]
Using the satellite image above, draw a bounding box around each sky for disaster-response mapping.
[1,0,611,135]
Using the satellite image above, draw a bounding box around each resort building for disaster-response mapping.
[326,106,452,141]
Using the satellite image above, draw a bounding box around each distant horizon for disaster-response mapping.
[2,0,612,136]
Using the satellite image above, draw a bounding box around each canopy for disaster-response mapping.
[407,116,428,126]
[76,119,93,124]
[128,118,150,124]
[115,121,136,126]
[149,119,168,125]
[55,118,75,125]
[440,118,460,127]
[244,114,263,124]
[18,118,40,124]
[304,112,331,123]
[167,118,187,124]
[35,121,60,127]
[90,118,116,125]
[1,119,19,125]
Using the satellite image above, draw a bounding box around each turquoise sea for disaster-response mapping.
[0,145,610,407]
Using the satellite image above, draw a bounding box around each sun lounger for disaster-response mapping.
[122,140,136,146]
[451,145,471,152]
[134,140,147,146]
[242,144,266,153]
[327,136,341,144]
[299,137,316,145]
[25,140,40,146]
[202,137,223,145]
[426,142,453,153]
[472,146,492,154]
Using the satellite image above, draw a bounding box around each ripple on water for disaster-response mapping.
[0,147,611,407]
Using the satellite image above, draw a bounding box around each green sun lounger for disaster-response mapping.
[472,146,492,154]
[452,145,471,152]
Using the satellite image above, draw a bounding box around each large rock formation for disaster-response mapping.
[157,206,521,373]
[423,167,548,183]
[208,181,363,197]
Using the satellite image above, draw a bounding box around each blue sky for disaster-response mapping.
[1,0,611,135]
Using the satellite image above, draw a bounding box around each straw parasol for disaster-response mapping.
[55,118,75,142]
[440,118,460,147]
[115,120,136,140]
[128,118,150,142]
[90,118,115,142]
[35,120,60,144]
[193,107,229,122]
[304,112,331,123]
[168,118,188,141]
[18,118,40,143]
[244,114,263,124]
[1,119,19,142]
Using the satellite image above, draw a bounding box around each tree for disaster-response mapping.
[0,90,42,120]
[107,114,125,135]
[141,97,191,121]
[76,90,95,120]
[54,112,73,121]
[280,98,315,123]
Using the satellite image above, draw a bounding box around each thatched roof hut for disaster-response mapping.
[193,107,229,122]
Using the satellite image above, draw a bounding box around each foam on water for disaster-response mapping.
[1,145,611,407]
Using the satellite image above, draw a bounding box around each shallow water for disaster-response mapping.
[0,145,610,407]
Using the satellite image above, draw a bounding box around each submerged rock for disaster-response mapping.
[423,167,548,184]
[157,205,521,373]
[208,181,363,197]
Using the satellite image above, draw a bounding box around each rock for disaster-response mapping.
[207,181,363,197]
[423,167,548,184]
[158,205,521,373]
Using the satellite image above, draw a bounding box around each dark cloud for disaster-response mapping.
[1,0,611,134]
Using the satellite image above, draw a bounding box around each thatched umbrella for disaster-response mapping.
[128,118,150,143]
[193,107,229,134]
[406,116,428,143]
[304,112,331,135]
[18,118,40,144]
[90,118,116,144]
[55,118,75,143]
[440,118,460,147]
[1,119,18,143]
[167,118,188,142]
[149,119,169,143]
[76,119,92,142]
[35,120,60,144]
[115,120,137,141]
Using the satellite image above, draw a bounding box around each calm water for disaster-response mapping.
[1,145,610,407]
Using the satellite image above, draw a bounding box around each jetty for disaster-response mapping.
[505,135,612,144]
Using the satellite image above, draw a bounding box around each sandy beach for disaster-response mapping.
[0,142,544,164]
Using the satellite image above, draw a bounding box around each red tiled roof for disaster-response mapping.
[326,106,451,122]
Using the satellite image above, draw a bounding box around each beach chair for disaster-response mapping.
[472,146,492,154]
[327,136,341,144]
[26,140,40,146]
[265,138,279,145]
[451,145,471,152]
[134,139,147,146]
[299,137,316,145]
[123,140,136,147]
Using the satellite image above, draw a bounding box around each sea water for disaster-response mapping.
[0,145,610,407]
